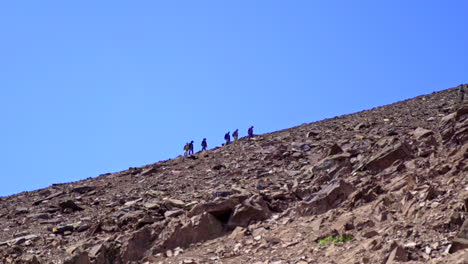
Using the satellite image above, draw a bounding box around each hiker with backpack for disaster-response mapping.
[233,129,239,141]
[248,126,254,138]
[188,141,194,155]
[458,84,466,104]
[201,138,207,151]
[183,143,189,156]
[224,132,231,145]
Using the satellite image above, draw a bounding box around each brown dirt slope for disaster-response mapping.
[0,86,467,264]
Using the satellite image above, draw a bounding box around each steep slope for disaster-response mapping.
[0,87,467,264]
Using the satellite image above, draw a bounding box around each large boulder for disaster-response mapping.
[440,112,457,142]
[226,195,272,229]
[385,244,408,264]
[297,180,355,216]
[450,219,468,253]
[440,105,468,145]
[187,195,248,219]
[118,224,163,263]
[311,153,353,185]
[412,127,434,140]
[152,212,224,253]
[63,252,90,264]
[359,142,413,173]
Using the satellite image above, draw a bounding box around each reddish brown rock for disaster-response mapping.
[385,244,408,263]
[227,195,272,229]
[450,219,468,253]
[297,180,355,216]
[328,144,343,156]
[59,200,84,212]
[331,214,354,234]
[119,225,159,262]
[187,195,248,218]
[152,212,224,253]
[17,255,41,264]
[412,127,434,140]
[63,251,90,264]
[360,142,413,172]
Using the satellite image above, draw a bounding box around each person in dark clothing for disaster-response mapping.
[233,129,239,141]
[458,84,466,104]
[188,140,194,155]
[201,138,207,151]
[224,132,231,145]
[248,126,254,138]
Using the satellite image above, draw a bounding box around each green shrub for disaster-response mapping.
[317,235,353,247]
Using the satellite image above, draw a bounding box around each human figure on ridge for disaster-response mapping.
[224,132,231,145]
[233,129,239,141]
[248,126,254,138]
[188,140,194,155]
[183,143,189,156]
[458,84,466,104]
[201,138,207,151]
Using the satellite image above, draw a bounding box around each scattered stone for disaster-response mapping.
[212,164,226,170]
[163,198,186,209]
[403,241,417,248]
[229,227,247,240]
[212,190,234,197]
[53,224,74,234]
[59,200,84,212]
[18,255,41,264]
[362,230,379,238]
[27,213,51,220]
[124,199,142,207]
[71,186,95,194]
[328,144,343,156]
[300,144,311,152]
[16,207,29,214]
[135,216,157,229]
[306,130,320,138]
[144,202,160,210]
[139,167,157,176]
[385,244,408,263]
[354,123,367,131]
[33,191,65,206]
[62,251,91,264]
[164,209,184,218]
[331,214,354,234]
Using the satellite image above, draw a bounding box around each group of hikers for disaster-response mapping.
[181,85,466,156]
[184,126,254,156]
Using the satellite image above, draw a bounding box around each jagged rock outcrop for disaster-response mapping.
[152,212,224,254]
[297,180,355,216]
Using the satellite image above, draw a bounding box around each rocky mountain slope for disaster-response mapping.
[0,87,467,264]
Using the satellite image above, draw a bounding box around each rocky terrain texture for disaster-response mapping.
[0,86,467,264]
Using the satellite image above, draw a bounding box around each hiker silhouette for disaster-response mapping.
[224,132,231,145]
[201,138,207,151]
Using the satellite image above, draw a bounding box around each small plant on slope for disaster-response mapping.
[317,235,353,247]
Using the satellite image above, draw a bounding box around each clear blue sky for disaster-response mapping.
[1,1,467,197]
